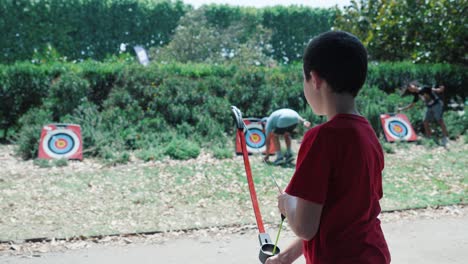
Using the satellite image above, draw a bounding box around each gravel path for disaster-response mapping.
[1,205,466,264]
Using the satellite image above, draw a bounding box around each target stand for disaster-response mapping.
[38,123,83,160]
[380,113,418,142]
[235,118,276,155]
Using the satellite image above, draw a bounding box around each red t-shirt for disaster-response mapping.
[285,114,391,264]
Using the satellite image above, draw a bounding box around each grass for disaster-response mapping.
[381,141,467,210]
[0,139,466,241]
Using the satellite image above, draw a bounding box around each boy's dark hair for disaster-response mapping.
[303,31,367,97]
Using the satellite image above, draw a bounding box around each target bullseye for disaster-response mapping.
[55,139,67,148]
[251,134,260,142]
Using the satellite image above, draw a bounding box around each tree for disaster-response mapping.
[334,0,467,64]
[150,7,275,66]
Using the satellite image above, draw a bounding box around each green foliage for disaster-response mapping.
[53,158,68,167]
[31,44,68,65]
[443,107,467,139]
[135,147,165,162]
[47,73,90,121]
[14,107,53,160]
[4,61,466,161]
[2,1,464,66]
[261,6,336,63]
[0,63,50,136]
[212,147,233,159]
[0,0,189,63]
[33,159,52,168]
[1,2,336,65]
[154,5,335,65]
[100,146,131,165]
[334,0,467,64]
[164,137,200,160]
[62,101,141,158]
[381,141,395,154]
[151,7,274,66]
[367,61,467,98]
[357,85,401,135]
[80,60,124,107]
[418,137,439,148]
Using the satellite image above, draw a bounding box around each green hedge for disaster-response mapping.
[0,1,335,64]
[1,61,466,159]
[0,0,188,63]
[367,62,466,97]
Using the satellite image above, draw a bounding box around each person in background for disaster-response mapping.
[398,81,449,146]
[262,109,310,165]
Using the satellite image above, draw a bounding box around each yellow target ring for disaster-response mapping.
[56,140,67,148]
[251,134,260,143]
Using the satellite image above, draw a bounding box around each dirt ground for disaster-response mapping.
[1,140,466,243]
[0,205,466,264]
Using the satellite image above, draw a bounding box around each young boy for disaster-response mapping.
[398,81,449,146]
[262,108,311,165]
[265,31,390,263]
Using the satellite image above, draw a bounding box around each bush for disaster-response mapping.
[14,107,53,160]
[357,85,395,135]
[0,63,49,136]
[367,62,467,100]
[5,61,466,161]
[62,102,114,157]
[164,137,200,160]
[443,107,467,139]
[47,72,90,121]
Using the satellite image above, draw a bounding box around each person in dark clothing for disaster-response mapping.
[398,81,449,146]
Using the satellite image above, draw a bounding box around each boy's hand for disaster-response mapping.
[303,121,311,127]
[265,255,285,264]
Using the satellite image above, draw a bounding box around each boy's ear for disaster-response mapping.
[311,71,323,90]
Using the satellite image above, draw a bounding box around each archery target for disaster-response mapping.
[380,114,417,142]
[388,120,408,138]
[235,118,276,155]
[244,124,267,153]
[38,124,83,160]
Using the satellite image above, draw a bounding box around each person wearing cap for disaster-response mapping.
[262,108,311,165]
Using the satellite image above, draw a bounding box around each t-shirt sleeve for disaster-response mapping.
[285,128,331,204]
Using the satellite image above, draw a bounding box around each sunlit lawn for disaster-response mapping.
[0,139,466,241]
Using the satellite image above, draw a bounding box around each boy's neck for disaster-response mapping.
[325,92,359,121]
